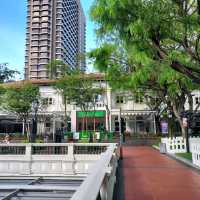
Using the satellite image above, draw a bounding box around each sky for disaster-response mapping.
[0,0,97,79]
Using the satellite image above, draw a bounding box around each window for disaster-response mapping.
[33,11,40,17]
[30,59,38,64]
[95,94,102,102]
[134,93,143,103]
[32,17,40,22]
[32,41,39,46]
[116,96,125,104]
[41,22,48,28]
[42,98,54,106]
[41,17,49,21]
[195,97,200,105]
[41,28,49,33]
[42,5,49,10]
[40,52,48,57]
[31,53,38,57]
[41,11,49,16]
[33,6,40,11]
[31,47,39,51]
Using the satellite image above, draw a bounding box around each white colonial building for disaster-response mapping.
[0,74,158,137]
[3,73,200,137]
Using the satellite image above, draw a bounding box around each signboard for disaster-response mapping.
[77,111,106,118]
[161,121,168,134]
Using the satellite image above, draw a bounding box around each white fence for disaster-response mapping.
[190,139,200,167]
[0,143,112,176]
[161,137,187,153]
[161,137,200,168]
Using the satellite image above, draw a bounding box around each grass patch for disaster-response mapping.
[176,153,192,161]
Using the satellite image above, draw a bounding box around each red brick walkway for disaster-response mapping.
[123,146,200,200]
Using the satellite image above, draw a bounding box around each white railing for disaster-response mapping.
[161,137,186,153]
[72,143,118,200]
[0,143,111,176]
[161,137,200,168]
[190,139,200,167]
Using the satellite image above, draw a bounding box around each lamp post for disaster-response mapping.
[30,99,39,143]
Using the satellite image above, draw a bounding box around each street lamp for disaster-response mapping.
[30,99,39,143]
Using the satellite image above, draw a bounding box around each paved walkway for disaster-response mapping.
[123,146,200,200]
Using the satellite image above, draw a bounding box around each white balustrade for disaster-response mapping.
[71,143,118,200]
[0,143,112,176]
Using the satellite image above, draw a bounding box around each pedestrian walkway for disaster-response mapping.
[123,146,200,200]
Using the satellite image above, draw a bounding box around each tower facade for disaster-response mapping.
[25,0,86,79]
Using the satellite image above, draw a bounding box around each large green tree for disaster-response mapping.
[90,0,200,83]
[55,71,103,131]
[4,83,40,139]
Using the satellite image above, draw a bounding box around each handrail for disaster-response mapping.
[0,143,110,156]
[0,143,111,147]
[71,143,117,200]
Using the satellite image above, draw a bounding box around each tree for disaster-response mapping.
[4,83,40,140]
[0,63,18,83]
[90,0,200,83]
[55,72,103,131]
[89,41,200,137]
[46,60,72,79]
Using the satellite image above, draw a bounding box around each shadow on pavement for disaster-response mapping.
[113,159,124,200]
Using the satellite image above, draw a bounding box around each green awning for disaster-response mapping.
[77,111,106,118]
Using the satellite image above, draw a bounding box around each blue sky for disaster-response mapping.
[0,0,97,78]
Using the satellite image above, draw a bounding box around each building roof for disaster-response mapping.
[1,73,105,88]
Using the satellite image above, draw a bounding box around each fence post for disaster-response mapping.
[63,144,75,174]
[25,144,32,175]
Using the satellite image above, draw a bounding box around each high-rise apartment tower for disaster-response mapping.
[25,0,86,79]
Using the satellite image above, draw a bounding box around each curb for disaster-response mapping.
[152,145,200,171]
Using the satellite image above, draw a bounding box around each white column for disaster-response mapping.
[22,119,25,135]
[107,87,112,132]
[25,144,32,175]
[52,116,56,142]
[71,109,77,132]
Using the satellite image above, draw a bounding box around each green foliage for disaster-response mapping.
[0,63,19,83]
[46,60,72,79]
[90,0,200,83]
[55,71,103,112]
[90,0,200,136]
[4,83,40,120]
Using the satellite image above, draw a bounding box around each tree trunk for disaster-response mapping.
[173,105,185,137]
[155,115,161,135]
